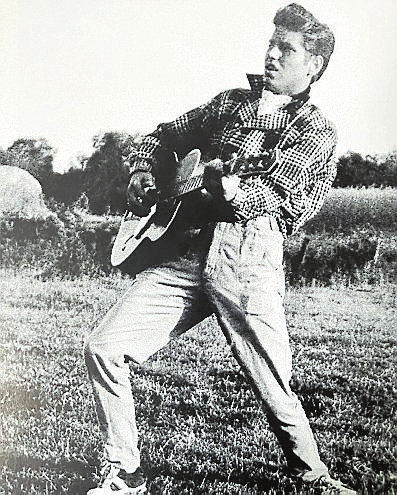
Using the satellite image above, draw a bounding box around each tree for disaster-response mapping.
[6,138,55,192]
[335,151,397,187]
[46,168,86,205]
[0,148,9,166]
[375,150,397,187]
[81,131,141,214]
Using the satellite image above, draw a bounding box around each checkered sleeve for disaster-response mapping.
[127,91,227,175]
[231,178,281,221]
[278,126,337,233]
[231,124,337,233]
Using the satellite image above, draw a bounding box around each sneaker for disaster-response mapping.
[87,463,147,494]
[307,474,357,495]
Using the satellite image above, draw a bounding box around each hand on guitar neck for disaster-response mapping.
[202,158,241,202]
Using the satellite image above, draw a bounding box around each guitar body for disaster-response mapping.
[111,149,203,272]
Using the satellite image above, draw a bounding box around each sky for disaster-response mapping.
[0,0,396,172]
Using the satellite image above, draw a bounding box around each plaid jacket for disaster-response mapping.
[128,74,337,236]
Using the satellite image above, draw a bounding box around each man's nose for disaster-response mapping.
[267,45,282,60]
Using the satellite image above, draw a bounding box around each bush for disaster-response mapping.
[1,188,396,285]
[0,202,120,278]
[284,231,396,286]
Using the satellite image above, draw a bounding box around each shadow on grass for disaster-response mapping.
[138,446,296,494]
[0,451,96,494]
[0,383,43,416]
[144,465,303,495]
[66,478,96,495]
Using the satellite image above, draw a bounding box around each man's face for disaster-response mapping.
[264,27,315,96]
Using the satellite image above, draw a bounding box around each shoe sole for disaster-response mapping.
[87,483,146,495]
[126,484,147,494]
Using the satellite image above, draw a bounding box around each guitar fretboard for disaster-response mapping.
[160,154,273,201]
[162,173,205,200]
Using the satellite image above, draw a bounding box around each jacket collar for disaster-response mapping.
[247,74,266,93]
[246,73,311,106]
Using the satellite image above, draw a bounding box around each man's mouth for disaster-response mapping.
[265,64,278,77]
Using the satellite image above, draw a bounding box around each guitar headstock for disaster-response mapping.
[223,151,276,177]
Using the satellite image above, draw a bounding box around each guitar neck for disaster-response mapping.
[161,173,205,201]
[160,154,274,201]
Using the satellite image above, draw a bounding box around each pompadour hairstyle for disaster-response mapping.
[274,3,335,81]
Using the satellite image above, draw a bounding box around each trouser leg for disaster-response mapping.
[204,218,328,477]
[85,257,211,472]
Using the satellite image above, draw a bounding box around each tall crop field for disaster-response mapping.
[305,187,396,232]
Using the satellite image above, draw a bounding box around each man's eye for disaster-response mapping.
[280,43,294,54]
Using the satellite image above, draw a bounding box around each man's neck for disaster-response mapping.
[246,74,310,101]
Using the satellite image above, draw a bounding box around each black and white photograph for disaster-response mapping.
[0,1,396,494]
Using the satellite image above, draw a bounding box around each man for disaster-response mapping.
[85,4,357,494]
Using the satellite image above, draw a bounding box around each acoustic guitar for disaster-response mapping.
[111,149,205,269]
[111,149,271,273]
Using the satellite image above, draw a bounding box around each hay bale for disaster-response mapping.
[0,166,52,219]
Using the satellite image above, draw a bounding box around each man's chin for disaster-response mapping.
[264,80,280,94]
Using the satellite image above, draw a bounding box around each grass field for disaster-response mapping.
[0,270,396,494]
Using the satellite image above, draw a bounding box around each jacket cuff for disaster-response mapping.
[230,182,281,220]
[128,158,153,176]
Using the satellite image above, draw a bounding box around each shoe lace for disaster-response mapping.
[98,462,120,487]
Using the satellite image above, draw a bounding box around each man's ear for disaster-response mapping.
[308,54,324,81]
